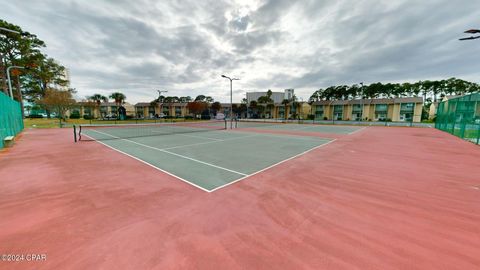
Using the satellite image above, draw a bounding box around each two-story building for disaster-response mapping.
[311,97,423,122]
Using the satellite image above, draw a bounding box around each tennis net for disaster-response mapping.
[75,120,227,142]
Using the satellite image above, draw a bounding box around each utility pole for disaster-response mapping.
[157,90,168,118]
[459,29,480,40]
[221,75,239,129]
[0,53,7,95]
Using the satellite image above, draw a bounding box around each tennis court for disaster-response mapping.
[76,120,334,191]
[235,119,364,134]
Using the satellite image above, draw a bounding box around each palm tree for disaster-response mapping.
[109,92,126,119]
[257,95,274,118]
[290,95,300,119]
[109,92,126,107]
[152,95,166,118]
[266,103,275,118]
[88,93,108,118]
[249,100,257,118]
[205,96,214,103]
[281,99,289,120]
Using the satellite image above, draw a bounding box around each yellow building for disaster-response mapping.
[70,102,135,118]
[271,102,311,119]
[312,97,423,122]
[134,103,190,118]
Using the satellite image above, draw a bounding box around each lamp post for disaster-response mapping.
[7,66,25,100]
[157,90,168,119]
[459,29,480,41]
[221,75,239,129]
[359,82,364,122]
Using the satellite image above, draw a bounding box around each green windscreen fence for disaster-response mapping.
[0,91,24,148]
[435,92,480,145]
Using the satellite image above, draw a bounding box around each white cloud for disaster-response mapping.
[3,0,480,104]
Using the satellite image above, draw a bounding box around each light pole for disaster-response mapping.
[0,27,22,96]
[459,29,480,40]
[221,75,239,128]
[7,66,25,100]
[157,90,168,119]
[359,82,364,121]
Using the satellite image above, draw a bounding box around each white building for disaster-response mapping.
[246,89,295,103]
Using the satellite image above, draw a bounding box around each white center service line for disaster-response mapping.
[162,134,260,150]
[89,129,248,176]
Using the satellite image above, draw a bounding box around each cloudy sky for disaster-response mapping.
[3,0,480,103]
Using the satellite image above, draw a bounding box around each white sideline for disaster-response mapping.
[89,129,247,176]
[83,129,338,193]
[208,139,337,192]
[81,133,212,192]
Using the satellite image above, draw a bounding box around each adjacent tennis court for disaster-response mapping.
[235,119,364,134]
[76,120,335,191]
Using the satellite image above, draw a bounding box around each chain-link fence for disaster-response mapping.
[0,91,24,148]
[435,92,480,145]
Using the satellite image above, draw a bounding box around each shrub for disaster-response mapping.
[28,114,43,118]
[83,115,94,120]
[323,117,328,120]
[307,114,315,120]
[70,111,80,119]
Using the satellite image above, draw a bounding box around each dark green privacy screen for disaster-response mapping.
[0,91,24,148]
[435,92,480,145]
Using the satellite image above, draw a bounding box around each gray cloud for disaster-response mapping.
[2,0,480,103]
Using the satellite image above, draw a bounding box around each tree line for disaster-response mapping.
[0,19,71,117]
[308,78,480,104]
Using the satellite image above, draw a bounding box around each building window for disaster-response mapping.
[84,107,92,116]
[279,107,285,118]
[175,106,182,116]
[375,113,387,121]
[315,106,324,119]
[136,106,144,118]
[375,104,387,112]
[148,106,155,117]
[333,105,343,120]
[399,113,413,122]
[352,104,363,120]
[100,106,107,117]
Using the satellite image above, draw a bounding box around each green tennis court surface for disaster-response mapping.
[79,124,332,192]
[236,120,363,134]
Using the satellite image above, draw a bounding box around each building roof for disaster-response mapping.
[312,100,333,105]
[331,100,349,105]
[393,97,423,103]
[135,102,152,107]
[348,99,372,105]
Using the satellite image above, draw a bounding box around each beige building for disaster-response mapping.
[312,97,423,122]
[134,103,189,118]
[69,102,135,118]
[271,102,311,119]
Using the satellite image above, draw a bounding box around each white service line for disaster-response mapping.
[80,133,211,192]
[348,127,367,135]
[176,132,223,141]
[89,129,247,176]
[231,130,332,141]
[208,139,337,192]
[162,134,260,150]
